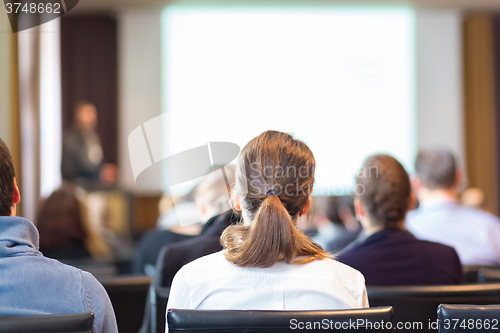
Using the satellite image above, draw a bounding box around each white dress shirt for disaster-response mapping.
[406,198,500,266]
[166,251,369,330]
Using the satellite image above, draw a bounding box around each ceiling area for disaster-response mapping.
[74,0,500,11]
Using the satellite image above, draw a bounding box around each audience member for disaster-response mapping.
[338,154,464,286]
[407,149,500,266]
[305,198,328,247]
[460,187,487,211]
[0,138,117,333]
[133,201,199,275]
[61,102,117,187]
[166,131,368,318]
[37,184,111,260]
[322,195,363,252]
[133,166,235,275]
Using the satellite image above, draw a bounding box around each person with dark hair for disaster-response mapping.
[323,195,363,252]
[166,131,368,317]
[37,184,111,260]
[338,154,464,286]
[407,149,500,265]
[0,138,118,333]
[61,102,117,187]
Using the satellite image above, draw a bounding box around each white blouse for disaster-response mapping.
[166,251,369,329]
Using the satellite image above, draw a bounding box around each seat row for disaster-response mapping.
[35,274,498,333]
[0,304,498,333]
[148,282,500,333]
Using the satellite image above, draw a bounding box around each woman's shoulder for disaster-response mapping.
[301,257,365,281]
[177,251,229,275]
[176,253,366,291]
[180,253,363,276]
[311,258,367,297]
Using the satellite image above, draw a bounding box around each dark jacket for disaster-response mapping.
[132,229,195,275]
[153,210,240,288]
[338,228,465,286]
[61,129,102,181]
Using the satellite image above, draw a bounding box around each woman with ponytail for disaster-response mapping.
[166,131,368,315]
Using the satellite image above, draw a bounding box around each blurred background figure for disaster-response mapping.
[61,102,118,188]
[324,196,363,253]
[460,187,487,211]
[37,183,112,260]
[309,196,362,251]
[133,166,235,276]
[156,198,201,232]
[132,198,200,276]
[407,149,500,266]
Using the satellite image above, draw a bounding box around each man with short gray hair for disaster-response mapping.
[407,149,500,266]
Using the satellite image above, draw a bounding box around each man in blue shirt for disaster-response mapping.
[407,149,500,266]
[0,138,118,333]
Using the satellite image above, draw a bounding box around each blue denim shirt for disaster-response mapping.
[0,216,118,333]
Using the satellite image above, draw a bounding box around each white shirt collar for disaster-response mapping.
[419,197,458,208]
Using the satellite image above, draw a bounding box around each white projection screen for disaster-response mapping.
[161,6,415,195]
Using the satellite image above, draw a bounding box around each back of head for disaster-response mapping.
[356,154,411,228]
[325,196,355,226]
[415,149,457,190]
[195,165,235,218]
[37,184,87,250]
[222,130,329,267]
[0,138,15,216]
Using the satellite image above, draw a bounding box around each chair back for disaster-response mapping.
[0,313,94,333]
[100,275,151,333]
[368,284,500,333]
[438,304,500,333]
[151,285,170,333]
[167,306,394,333]
[478,267,500,283]
[462,265,483,283]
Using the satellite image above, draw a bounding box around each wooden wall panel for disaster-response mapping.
[10,33,21,216]
[463,14,499,214]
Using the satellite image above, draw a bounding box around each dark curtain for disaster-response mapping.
[60,14,118,164]
[493,16,500,213]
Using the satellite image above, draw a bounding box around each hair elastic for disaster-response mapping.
[265,189,279,198]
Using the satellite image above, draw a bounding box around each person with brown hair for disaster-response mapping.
[166,131,368,316]
[37,183,111,260]
[338,154,464,286]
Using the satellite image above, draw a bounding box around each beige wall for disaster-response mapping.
[415,10,465,172]
[118,9,163,194]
